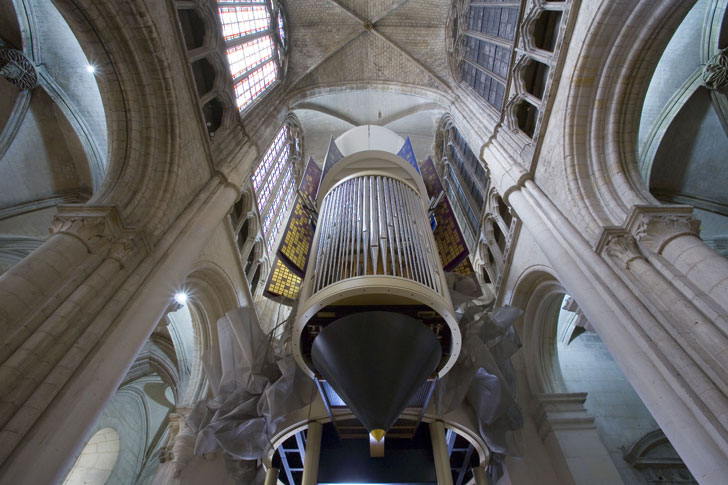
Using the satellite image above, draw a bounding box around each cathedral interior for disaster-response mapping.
[0,0,727,484]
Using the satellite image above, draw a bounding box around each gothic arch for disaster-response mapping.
[509,267,567,395]
[181,263,241,402]
[562,0,695,239]
[52,0,185,238]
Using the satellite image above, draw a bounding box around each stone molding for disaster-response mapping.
[596,205,700,256]
[49,205,125,253]
[49,205,150,262]
[604,234,643,270]
[532,392,596,442]
[0,89,32,163]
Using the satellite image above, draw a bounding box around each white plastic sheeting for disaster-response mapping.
[435,273,524,483]
[187,307,315,481]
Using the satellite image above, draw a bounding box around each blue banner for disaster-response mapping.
[396,136,420,174]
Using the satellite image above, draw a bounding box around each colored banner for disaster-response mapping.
[299,156,322,198]
[418,156,443,198]
[396,136,420,173]
[432,196,470,272]
[320,136,344,184]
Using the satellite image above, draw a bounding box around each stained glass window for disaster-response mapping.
[216,0,287,111]
[252,122,301,253]
[455,2,519,111]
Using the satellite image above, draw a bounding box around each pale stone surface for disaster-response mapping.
[1,0,728,484]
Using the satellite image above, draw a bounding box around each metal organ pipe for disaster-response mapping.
[310,174,442,294]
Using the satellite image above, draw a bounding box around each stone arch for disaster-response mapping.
[52,0,184,239]
[121,336,181,401]
[232,187,255,226]
[62,427,120,485]
[181,263,241,403]
[509,266,567,395]
[175,5,215,52]
[562,0,694,238]
[520,3,565,55]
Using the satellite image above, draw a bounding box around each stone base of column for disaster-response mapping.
[533,393,623,485]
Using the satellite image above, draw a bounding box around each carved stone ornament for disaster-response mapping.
[605,234,643,269]
[108,237,138,268]
[0,49,38,90]
[49,216,112,252]
[633,214,700,253]
[49,207,124,253]
[703,48,728,91]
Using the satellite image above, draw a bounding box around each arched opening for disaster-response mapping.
[63,428,120,485]
[532,10,562,52]
[202,97,224,138]
[493,221,507,252]
[177,9,206,50]
[481,265,491,284]
[245,242,257,274]
[250,264,262,293]
[237,217,250,252]
[515,99,538,137]
[191,57,216,97]
[497,195,512,228]
[522,58,549,99]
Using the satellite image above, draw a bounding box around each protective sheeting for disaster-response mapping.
[436,273,524,482]
[187,307,315,479]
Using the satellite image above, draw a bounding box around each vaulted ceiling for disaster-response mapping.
[280,0,454,164]
[283,0,454,95]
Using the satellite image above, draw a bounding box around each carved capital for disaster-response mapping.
[605,234,643,269]
[633,214,700,253]
[49,206,123,253]
[108,236,139,268]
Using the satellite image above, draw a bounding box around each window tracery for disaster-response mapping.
[215,0,288,111]
[252,120,302,254]
[449,0,520,110]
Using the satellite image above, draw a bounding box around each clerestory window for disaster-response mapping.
[252,122,301,253]
[216,0,288,111]
[450,0,520,110]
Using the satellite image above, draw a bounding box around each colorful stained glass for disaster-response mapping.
[233,59,277,109]
[252,126,288,191]
[218,5,270,41]
[217,1,286,111]
[226,36,275,79]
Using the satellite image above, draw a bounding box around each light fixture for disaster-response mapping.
[174,292,188,305]
[86,64,96,73]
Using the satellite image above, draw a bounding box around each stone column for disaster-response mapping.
[302,421,322,485]
[0,175,239,485]
[631,207,728,313]
[532,393,622,485]
[502,181,728,482]
[429,420,454,485]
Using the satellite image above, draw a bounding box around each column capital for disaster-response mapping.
[627,205,700,253]
[49,206,125,253]
[601,233,643,269]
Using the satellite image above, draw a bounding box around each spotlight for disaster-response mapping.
[174,292,188,305]
[86,65,96,73]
